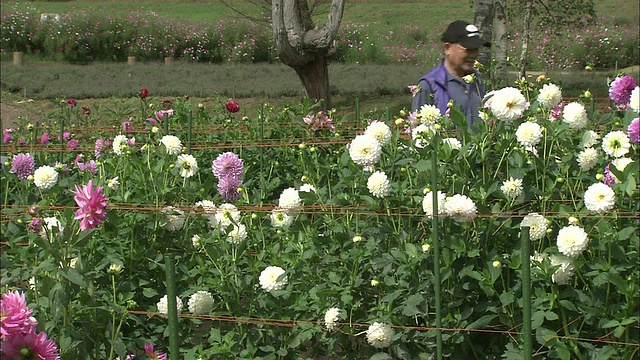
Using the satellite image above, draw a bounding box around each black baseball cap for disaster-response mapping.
[441,20,491,49]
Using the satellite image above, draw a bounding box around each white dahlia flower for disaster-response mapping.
[259,266,288,292]
[348,134,382,167]
[188,290,214,315]
[443,194,477,222]
[367,171,391,198]
[490,87,527,121]
[366,322,395,349]
[33,165,58,190]
[583,182,615,214]
[562,102,588,130]
[537,83,562,109]
[557,225,589,257]
[364,120,392,147]
[520,213,547,241]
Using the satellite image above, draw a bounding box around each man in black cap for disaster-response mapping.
[411,20,491,125]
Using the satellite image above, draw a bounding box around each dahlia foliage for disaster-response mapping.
[1,77,638,359]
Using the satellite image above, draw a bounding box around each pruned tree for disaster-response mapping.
[493,0,508,87]
[272,0,345,110]
[474,0,494,70]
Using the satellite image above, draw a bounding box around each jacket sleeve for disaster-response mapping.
[411,78,434,112]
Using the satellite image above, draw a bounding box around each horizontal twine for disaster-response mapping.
[124,310,639,351]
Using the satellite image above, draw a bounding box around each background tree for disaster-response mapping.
[222,0,345,110]
[474,0,494,70]
[493,0,508,87]
[272,0,345,110]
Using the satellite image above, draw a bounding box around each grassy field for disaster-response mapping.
[1,0,637,127]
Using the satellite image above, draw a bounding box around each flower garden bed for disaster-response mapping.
[1,78,639,359]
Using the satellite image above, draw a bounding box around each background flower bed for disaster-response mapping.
[1,77,639,359]
[1,0,638,69]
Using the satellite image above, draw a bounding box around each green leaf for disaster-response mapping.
[544,311,559,321]
[143,288,159,298]
[601,319,620,329]
[466,314,496,329]
[61,268,84,287]
[499,291,515,306]
[617,227,637,241]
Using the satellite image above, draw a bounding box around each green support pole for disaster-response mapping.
[385,107,390,123]
[165,252,179,360]
[521,226,532,359]
[164,112,169,134]
[59,117,64,163]
[431,148,442,360]
[259,104,265,198]
[187,110,193,153]
[355,96,360,122]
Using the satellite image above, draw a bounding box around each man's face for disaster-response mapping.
[444,43,480,78]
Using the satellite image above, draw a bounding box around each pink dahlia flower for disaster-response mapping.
[1,291,37,339]
[71,180,108,231]
[609,75,637,109]
[1,331,60,360]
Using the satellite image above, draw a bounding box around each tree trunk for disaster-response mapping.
[518,0,533,80]
[493,0,508,87]
[474,0,494,70]
[272,0,345,111]
[292,55,331,109]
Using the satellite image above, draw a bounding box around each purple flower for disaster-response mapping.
[609,75,637,109]
[218,177,242,201]
[54,162,70,175]
[603,163,616,186]
[67,98,77,107]
[29,219,42,233]
[3,129,13,144]
[18,139,26,146]
[41,133,50,145]
[82,106,91,117]
[74,154,84,166]
[122,121,133,133]
[140,88,149,100]
[628,118,639,144]
[78,160,98,176]
[212,152,244,180]
[95,138,106,158]
[145,342,167,360]
[549,103,563,121]
[67,139,79,150]
[58,132,71,141]
[70,180,108,231]
[28,205,39,216]
[146,117,158,127]
[10,153,36,180]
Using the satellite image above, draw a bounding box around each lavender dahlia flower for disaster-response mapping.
[628,118,639,144]
[212,152,244,180]
[217,177,242,201]
[10,153,36,180]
